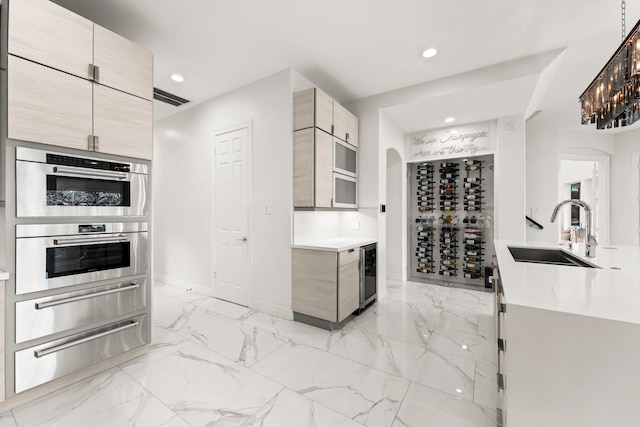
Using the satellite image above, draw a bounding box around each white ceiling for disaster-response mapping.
[51,0,640,133]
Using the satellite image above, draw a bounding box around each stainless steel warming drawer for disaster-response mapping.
[15,278,148,343]
[15,314,149,394]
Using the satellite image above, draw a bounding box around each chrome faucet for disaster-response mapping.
[550,199,597,257]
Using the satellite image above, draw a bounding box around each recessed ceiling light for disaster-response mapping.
[170,74,185,82]
[422,48,438,58]
[444,117,456,123]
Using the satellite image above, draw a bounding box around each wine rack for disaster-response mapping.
[439,226,458,277]
[416,222,435,273]
[410,155,494,291]
[416,163,435,212]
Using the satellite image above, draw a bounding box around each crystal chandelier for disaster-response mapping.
[580,0,640,129]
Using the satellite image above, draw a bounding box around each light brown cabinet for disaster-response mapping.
[8,0,153,101]
[346,109,359,147]
[94,85,153,159]
[7,57,153,159]
[8,56,93,151]
[8,0,94,80]
[293,88,333,134]
[292,248,359,327]
[93,24,153,101]
[331,100,359,146]
[6,0,153,159]
[293,128,333,208]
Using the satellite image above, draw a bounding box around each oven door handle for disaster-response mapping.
[52,166,129,180]
[35,283,140,310]
[53,235,128,245]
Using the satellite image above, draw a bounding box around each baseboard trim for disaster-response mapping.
[153,273,212,296]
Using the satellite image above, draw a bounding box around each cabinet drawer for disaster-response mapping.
[339,248,360,266]
[16,279,148,344]
[15,314,149,394]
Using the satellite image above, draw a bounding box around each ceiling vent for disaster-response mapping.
[153,87,191,107]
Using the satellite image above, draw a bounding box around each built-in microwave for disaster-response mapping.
[15,222,148,295]
[333,173,358,209]
[16,147,148,217]
[333,137,357,177]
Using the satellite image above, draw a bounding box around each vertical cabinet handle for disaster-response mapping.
[88,135,94,150]
[94,135,100,152]
[93,65,100,83]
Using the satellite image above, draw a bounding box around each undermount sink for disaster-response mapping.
[508,246,600,268]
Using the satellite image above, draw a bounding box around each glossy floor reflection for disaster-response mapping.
[0,280,497,426]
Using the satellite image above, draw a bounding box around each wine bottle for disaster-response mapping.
[464,206,481,211]
[464,182,481,189]
[440,178,457,184]
[440,162,457,168]
[466,250,482,256]
[464,194,481,200]
[464,177,484,183]
[464,273,482,279]
[464,188,485,194]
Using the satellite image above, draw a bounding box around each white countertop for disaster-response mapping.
[0,270,8,281]
[292,237,377,252]
[495,239,640,325]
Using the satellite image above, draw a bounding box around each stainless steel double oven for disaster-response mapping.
[10,147,150,394]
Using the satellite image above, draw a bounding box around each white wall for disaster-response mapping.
[385,148,404,281]
[611,129,640,246]
[380,112,407,283]
[525,111,615,242]
[153,69,294,317]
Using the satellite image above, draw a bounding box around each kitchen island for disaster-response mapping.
[493,240,640,427]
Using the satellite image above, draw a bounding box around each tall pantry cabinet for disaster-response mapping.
[6,0,153,159]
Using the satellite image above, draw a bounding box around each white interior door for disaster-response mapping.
[213,127,250,306]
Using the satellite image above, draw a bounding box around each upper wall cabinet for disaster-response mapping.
[8,0,94,80]
[8,56,152,159]
[8,55,93,151]
[294,88,333,135]
[6,0,153,159]
[8,0,153,101]
[346,110,359,147]
[93,25,153,101]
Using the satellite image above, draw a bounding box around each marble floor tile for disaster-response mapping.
[392,382,495,427]
[2,280,495,427]
[159,416,191,427]
[0,414,17,427]
[252,341,410,427]
[175,308,288,366]
[473,361,499,409]
[350,301,435,348]
[146,325,193,361]
[243,388,363,427]
[122,342,283,427]
[426,327,495,364]
[11,368,175,427]
[195,298,253,320]
[242,312,347,351]
[329,328,476,402]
